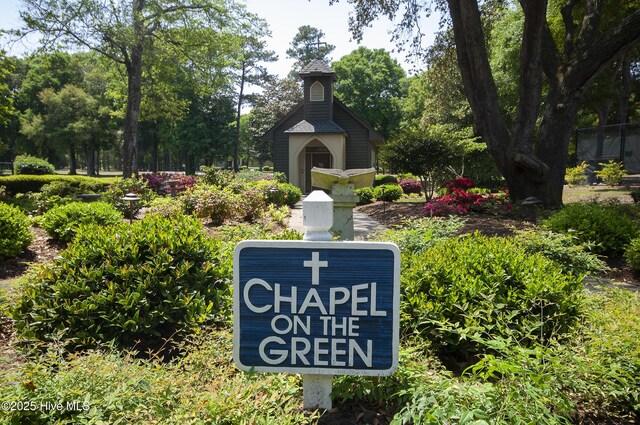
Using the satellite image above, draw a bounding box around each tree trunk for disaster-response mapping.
[121,0,145,178]
[616,54,632,124]
[234,62,246,172]
[95,148,100,176]
[69,142,77,175]
[86,147,95,176]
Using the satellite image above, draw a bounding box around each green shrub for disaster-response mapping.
[355,187,374,205]
[13,154,55,175]
[29,180,78,213]
[101,177,155,219]
[595,160,626,186]
[237,185,266,222]
[0,175,116,195]
[272,171,288,183]
[625,237,640,271]
[542,203,639,256]
[514,229,609,276]
[147,196,185,218]
[373,174,398,186]
[374,184,403,202]
[0,202,32,260]
[12,214,229,353]
[40,202,123,242]
[249,180,301,207]
[401,234,583,368]
[0,185,5,198]
[272,182,302,207]
[565,161,589,186]
[191,185,238,226]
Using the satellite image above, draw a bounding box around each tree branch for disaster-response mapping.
[569,9,640,95]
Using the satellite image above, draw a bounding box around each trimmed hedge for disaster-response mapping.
[374,184,404,202]
[40,202,123,242]
[13,155,55,175]
[0,175,118,195]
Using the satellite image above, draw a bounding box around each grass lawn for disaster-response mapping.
[563,184,635,204]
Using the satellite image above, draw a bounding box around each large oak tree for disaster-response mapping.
[336,0,640,206]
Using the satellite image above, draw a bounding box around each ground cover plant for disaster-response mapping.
[0,202,32,260]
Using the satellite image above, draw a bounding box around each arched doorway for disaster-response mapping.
[304,143,333,193]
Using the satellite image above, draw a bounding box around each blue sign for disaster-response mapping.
[233,240,400,376]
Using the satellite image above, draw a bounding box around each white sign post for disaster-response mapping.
[301,191,334,409]
[233,190,400,412]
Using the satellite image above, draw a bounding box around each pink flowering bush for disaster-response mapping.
[399,178,423,195]
[424,178,511,216]
[444,177,474,192]
[142,173,198,195]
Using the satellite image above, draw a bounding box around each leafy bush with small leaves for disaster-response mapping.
[542,202,639,256]
[13,154,55,175]
[0,202,32,260]
[147,196,185,218]
[624,237,640,271]
[265,204,290,224]
[191,185,238,226]
[40,202,122,242]
[595,160,626,186]
[0,185,5,198]
[374,184,403,202]
[248,180,301,207]
[402,234,583,368]
[237,185,267,222]
[12,214,229,353]
[514,229,609,276]
[101,177,155,218]
[28,180,80,213]
[398,178,422,195]
[355,187,374,205]
[566,161,589,186]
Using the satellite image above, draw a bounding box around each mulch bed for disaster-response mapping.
[357,201,538,236]
[0,227,65,282]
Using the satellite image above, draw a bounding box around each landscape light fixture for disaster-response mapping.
[121,192,141,224]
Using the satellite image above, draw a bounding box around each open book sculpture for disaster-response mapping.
[310,167,376,190]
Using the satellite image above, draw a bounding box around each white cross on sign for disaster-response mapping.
[304,251,328,285]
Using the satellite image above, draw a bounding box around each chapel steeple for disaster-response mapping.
[299,59,336,122]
